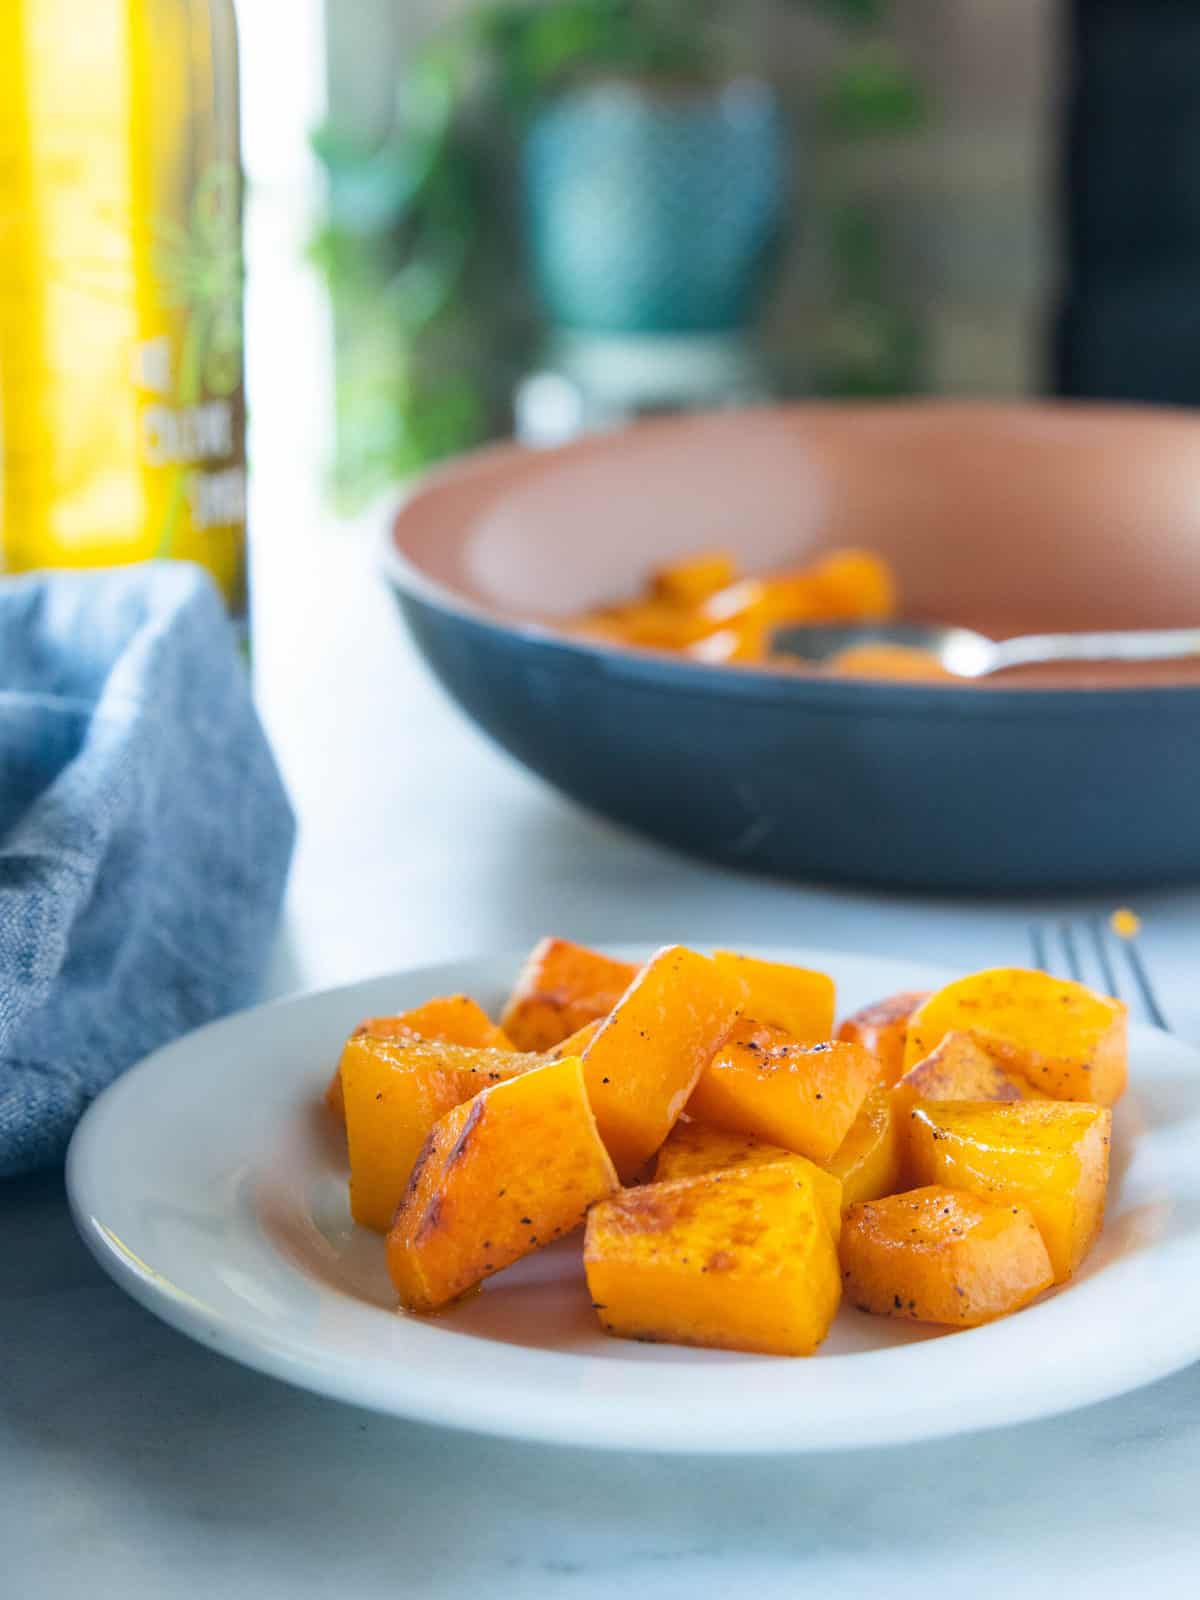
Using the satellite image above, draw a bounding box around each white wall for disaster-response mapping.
[234,0,335,600]
[237,0,327,188]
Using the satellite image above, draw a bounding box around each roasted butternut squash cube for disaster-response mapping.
[685,618,770,664]
[500,938,639,1053]
[585,1166,842,1356]
[653,1119,794,1181]
[653,1121,842,1241]
[688,1022,880,1165]
[823,1086,902,1208]
[700,575,775,628]
[342,1035,538,1232]
[836,990,930,1085]
[907,1100,1112,1282]
[388,1056,618,1312]
[892,1030,1031,1172]
[757,572,826,625]
[841,1186,1054,1327]
[649,550,738,607]
[542,1019,603,1060]
[699,548,896,633]
[904,967,1128,1105]
[359,997,510,1049]
[711,951,836,1042]
[580,945,744,1180]
[582,602,718,651]
[895,1030,1029,1110]
[324,995,511,1122]
[806,548,897,620]
[821,643,955,682]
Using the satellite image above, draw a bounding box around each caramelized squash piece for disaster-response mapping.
[841,1185,1054,1327]
[699,550,895,635]
[806,549,897,620]
[653,1120,843,1241]
[687,574,828,660]
[689,1021,880,1164]
[686,618,770,665]
[324,995,510,1122]
[891,1030,1031,1172]
[755,571,826,625]
[500,938,639,1053]
[568,546,899,667]
[699,575,778,628]
[907,1099,1112,1282]
[823,1086,902,1208]
[836,990,930,1085]
[649,550,738,607]
[542,1019,603,1060]
[325,1068,346,1122]
[653,1119,796,1181]
[822,643,954,682]
[388,1056,618,1312]
[342,1035,537,1232]
[894,1030,1028,1109]
[578,602,718,651]
[358,998,510,1048]
[585,1165,842,1356]
[904,967,1128,1105]
[580,945,744,1181]
[711,951,836,1043]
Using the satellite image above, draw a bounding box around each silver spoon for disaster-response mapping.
[772,621,1200,679]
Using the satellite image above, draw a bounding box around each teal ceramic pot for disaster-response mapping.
[522,77,787,335]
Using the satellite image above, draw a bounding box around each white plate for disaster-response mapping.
[67,946,1200,1454]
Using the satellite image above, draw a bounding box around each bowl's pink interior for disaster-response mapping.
[392,403,1200,684]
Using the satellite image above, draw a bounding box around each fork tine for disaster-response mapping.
[1115,930,1170,1032]
[1058,921,1083,983]
[1031,913,1170,1031]
[1088,916,1119,997]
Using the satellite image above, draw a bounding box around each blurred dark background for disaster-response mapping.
[1059,0,1200,405]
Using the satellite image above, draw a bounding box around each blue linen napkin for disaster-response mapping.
[0,562,295,1177]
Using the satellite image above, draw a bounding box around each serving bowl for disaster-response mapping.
[382,403,1200,891]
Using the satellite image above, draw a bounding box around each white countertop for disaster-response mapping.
[5,195,1200,1599]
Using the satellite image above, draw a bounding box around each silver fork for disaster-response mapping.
[1029,914,1169,1031]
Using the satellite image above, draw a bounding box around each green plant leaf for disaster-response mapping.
[820,48,928,137]
[784,0,884,25]
[828,204,887,297]
[312,131,434,233]
[808,296,924,396]
[478,0,711,111]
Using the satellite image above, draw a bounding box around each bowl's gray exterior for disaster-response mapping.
[392,587,1200,893]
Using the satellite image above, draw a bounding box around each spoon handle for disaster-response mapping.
[989,627,1200,673]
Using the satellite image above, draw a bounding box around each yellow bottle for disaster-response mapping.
[0,0,246,616]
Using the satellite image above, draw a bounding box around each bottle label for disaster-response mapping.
[138,158,246,578]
